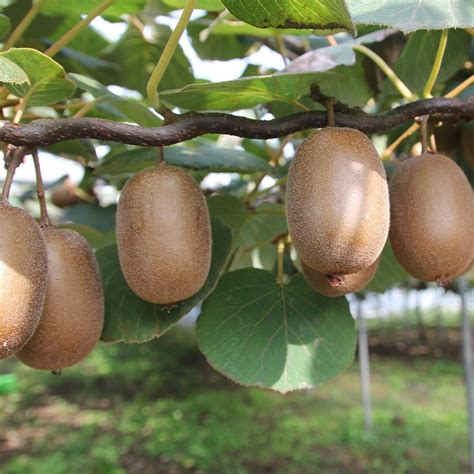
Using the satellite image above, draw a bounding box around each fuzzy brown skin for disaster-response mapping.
[286,127,390,275]
[17,228,104,370]
[301,257,380,297]
[0,200,48,359]
[116,164,212,304]
[389,153,474,282]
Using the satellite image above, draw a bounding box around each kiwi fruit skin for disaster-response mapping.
[287,127,390,275]
[389,153,474,282]
[0,200,48,359]
[301,258,380,297]
[116,163,212,305]
[17,228,104,370]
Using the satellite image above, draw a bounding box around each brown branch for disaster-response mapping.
[0,97,472,148]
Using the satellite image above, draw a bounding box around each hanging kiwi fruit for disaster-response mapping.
[0,148,48,360]
[389,152,474,283]
[286,117,390,292]
[17,227,104,371]
[116,154,212,305]
[14,151,104,371]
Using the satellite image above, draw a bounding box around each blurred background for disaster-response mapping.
[0,286,473,473]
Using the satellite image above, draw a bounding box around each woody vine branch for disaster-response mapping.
[0,97,472,148]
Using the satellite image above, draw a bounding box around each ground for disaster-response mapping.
[0,327,470,474]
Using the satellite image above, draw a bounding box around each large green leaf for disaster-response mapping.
[0,48,75,105]
[197,269,356,393]
[223,0,354,32]
[42,0,146,20]
[105,25,193,96]
[385,30,471,97]
[161,71,341,112]
[347,0,474,31]
[97,219,232,343]
[94,145,271,176]
[364,244,410,294]
[69,73,162,127]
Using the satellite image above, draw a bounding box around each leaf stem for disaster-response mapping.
[146,0,197,112]
[423,30,448,98]
[199,8,229,42]
[277,238,286,287]
[2,0,47,51]
[352,44,414,100]
[44,0,115,57]
[32,149,50,226]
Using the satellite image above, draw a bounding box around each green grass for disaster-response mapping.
[0,328,470,474]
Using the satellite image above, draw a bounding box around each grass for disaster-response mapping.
[0,327,471,474]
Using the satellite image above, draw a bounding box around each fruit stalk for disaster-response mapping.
[1,146,27,201]
[31,149,50,226]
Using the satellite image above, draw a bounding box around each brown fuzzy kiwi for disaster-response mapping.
[389,153,474,283]
[17,228,104,370]
[286,127,390,275]
[0,200,48,359]
[301,257,380,297]
[116,163,212,304]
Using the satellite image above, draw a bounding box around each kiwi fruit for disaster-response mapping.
[389,153,474,283]
[286,127,390,276]
[116,163,212,304]
[17,228,104,370]
[301,257,380,297]
[0,200,48,359]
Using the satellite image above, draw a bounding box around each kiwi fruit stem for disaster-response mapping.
[326,98,336,127]
[1,146,26,201]
[31,149,51,227]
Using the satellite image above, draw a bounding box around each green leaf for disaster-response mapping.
[94,146,271,176]
[0,13,10,40]
[207,194,247,237]
[197,269,356,393]
[105,25,193,96]
[318,60,372,107]
[0,56,28,84]
[162,0,223,10]
[209,196,288,271]
[222,0,354,32]
[188,19,253,61]
[364,244,410,293]
[347,0,474,31]
[287,29,398,72]
[0,48,75,105]
[97,219,232,343]
[385,30,471,97]
[161,71,340,112]
[69,73,162,127]
[42,0,146,20]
